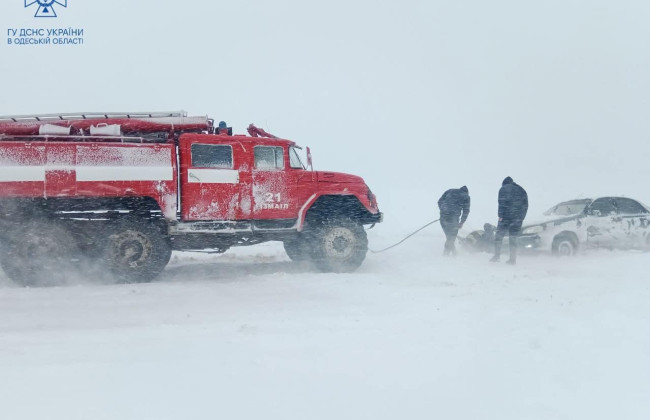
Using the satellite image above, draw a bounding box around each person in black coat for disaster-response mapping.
[490,176,528,264]
[437,186,470,256]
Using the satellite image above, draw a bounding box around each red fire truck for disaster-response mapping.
[0,111,382,285]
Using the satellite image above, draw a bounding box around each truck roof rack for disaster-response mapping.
[0,111,188,123]
[0,134,163,144]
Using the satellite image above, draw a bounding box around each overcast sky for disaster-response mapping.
[2,0,649,227]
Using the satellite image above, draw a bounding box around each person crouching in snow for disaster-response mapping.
[437,185,470,256]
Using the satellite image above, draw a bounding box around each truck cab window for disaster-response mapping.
[254,146,284,170]
[191,144,233,168]
[289,147,305,169]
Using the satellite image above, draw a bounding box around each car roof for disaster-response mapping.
[547,198,592,210]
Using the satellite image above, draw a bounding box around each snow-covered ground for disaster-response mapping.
[1,222,648,420]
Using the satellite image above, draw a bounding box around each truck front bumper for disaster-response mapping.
[365,211,383,225]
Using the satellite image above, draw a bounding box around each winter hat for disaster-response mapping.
[460,185,468,193]
[502,176,513,185]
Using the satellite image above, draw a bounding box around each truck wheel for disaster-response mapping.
[310,219,368,273]
[103,220,171,283]
[283,236,312,261]
[552,233,578,256]
[0,221,78,286]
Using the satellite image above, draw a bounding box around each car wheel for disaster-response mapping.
[552,233,578,257]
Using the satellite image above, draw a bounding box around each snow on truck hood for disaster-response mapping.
[316,171,364,183]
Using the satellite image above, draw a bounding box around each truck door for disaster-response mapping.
[179,138,251,221]
[251,145,300,222]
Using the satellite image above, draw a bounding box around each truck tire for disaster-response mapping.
[0,220,79,286]
[103,219,171,283]
[310,219,368,273]
[283,236,312,261]
[552,233,578,256]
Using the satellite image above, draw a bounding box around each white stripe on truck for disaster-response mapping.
[0,166,46,182]
[76,166,173,181]
[0,166,173,182]
[187,168,239,184]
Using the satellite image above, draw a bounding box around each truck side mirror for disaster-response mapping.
[306,146,313,171]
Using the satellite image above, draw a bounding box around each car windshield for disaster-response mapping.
[289,146,305,169]
[543,199,591,216]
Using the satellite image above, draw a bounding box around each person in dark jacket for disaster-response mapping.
[438,186,470,256]
[490,176,528,264]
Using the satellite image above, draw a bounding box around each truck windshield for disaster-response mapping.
[289,146,305,169]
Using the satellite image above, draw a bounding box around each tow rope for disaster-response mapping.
[369,219,440,253]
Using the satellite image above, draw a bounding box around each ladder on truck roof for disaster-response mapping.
[0,111,188,123]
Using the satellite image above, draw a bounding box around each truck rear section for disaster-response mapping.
[0,111,382,285]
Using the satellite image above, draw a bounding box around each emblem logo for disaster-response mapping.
[25,0,67,18]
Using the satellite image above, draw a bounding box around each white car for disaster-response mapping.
[519,197,650,255]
